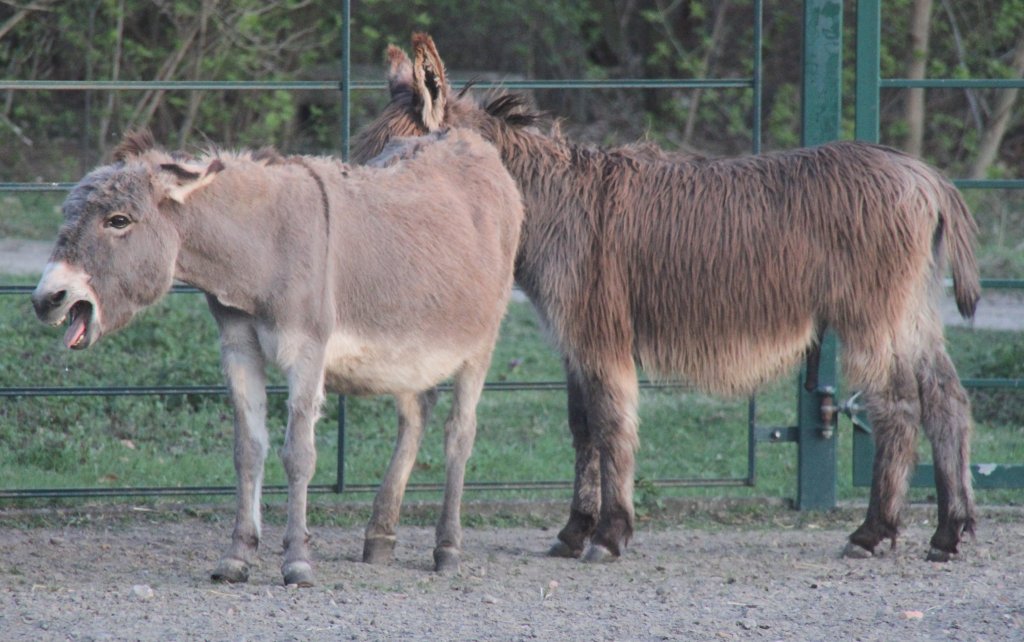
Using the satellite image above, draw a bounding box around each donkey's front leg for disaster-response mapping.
[279,346,327,587]
[434,356,490,575]
[208,304,269,584]
[363,389,437,564]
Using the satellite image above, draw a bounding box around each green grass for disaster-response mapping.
[2,269,1023,512]
[3,192,1024,511]
[0,193,65,240]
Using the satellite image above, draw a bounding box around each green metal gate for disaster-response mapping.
[846,0,1024,493]
[0,1,769,500]
[2,0,1020,504]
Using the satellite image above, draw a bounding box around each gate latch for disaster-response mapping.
[817,388,865,439]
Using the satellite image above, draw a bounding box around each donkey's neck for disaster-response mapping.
[480,118,583,219]
[170,162,329,316]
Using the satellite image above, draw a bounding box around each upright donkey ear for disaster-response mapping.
[155,159,225,204]
[411,32,448,131]
[386,44,413,97]
[113,128,157,162]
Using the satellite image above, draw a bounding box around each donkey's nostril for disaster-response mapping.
[49,290,67,306]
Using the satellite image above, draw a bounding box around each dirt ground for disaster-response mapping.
[1,500,1022,641]
[4,244,1023,641]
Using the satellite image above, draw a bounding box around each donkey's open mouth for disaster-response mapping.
[63,300,95,349]
[31,261,103,350]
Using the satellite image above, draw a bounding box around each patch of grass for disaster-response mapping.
[0,193,65,240]
[1,281,1022,516]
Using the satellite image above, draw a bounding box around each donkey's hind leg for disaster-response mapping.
[279,344,328,587]
[549,362,602,559]
[433,354,491,574]
[917,347,975,561]
[847,359,921,557]
[578,360,640,563]
[363,389,437,564]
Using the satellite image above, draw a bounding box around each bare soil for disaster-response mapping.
[4,246,1023,640]
[1,500,1022,641]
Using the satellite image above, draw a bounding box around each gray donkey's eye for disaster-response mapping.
[105,214,131,229]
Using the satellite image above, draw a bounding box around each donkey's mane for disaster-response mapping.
[483,93,543,129]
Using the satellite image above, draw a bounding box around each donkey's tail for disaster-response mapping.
[936,177,980,319]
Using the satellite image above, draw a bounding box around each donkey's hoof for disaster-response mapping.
[582,544,619,564]
[282,561,315,588]
[362,537,396,565]
[433,546,461,575]
[841,541,875,559]
[926,547,953,563]
[547,541,583,559]
[211,558,249,584]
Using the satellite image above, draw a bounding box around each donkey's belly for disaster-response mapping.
[322,329,467,395]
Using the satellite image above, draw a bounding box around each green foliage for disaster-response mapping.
[2,0,1024,508]
[954,332,1024,426]
[0,0,1021,177]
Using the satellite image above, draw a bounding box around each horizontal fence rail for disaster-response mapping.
[0,3,768,501]
[0,78,755,91]
[1,283,759,500]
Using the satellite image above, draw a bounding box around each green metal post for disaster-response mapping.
[854,0,881,142]
[335,0,351,494]
[340,0,351,161]
[335,395,347,493]
[796,0,843,510]
[851,0,881,487]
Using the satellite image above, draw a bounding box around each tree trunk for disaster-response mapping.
[968,38,1024,179]
[178,0,216,148]
[0,0,56,42]
[97,0,125,154]
[903,0,933,158]
[682,0,730,146]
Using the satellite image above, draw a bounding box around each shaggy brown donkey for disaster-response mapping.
[354,34,981,564]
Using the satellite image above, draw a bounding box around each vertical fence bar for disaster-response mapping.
[751,0,763,154]
[335,0,352,494]
[796,0,843,510]
[339,0,352,161]
[851,0,881,487]
[335,395,347,493]
[854,0,881,142]
[746,396,757,485]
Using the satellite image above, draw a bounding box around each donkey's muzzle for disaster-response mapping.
[31,288,67,322]
[31,260,103,349]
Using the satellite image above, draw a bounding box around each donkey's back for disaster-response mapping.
[312,130,522,395]
[582,141,978,395]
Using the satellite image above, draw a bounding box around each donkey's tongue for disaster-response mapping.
[63,310,87,349]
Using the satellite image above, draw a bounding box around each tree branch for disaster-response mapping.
[968,37,1024,179]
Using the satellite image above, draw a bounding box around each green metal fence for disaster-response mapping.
[5,0,1017,506]
[850,0,1024,492]
[0,0,775,500]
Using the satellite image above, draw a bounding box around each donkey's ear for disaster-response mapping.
[386,44,413,97]
[113,128,156,162]
[411,32,448,131]
[155,159,225,204]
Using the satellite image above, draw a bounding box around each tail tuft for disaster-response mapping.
[939,179,980,319]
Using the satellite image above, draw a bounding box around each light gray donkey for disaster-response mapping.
[31,128,523,585]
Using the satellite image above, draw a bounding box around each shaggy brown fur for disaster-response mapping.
[353,33,982,564]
